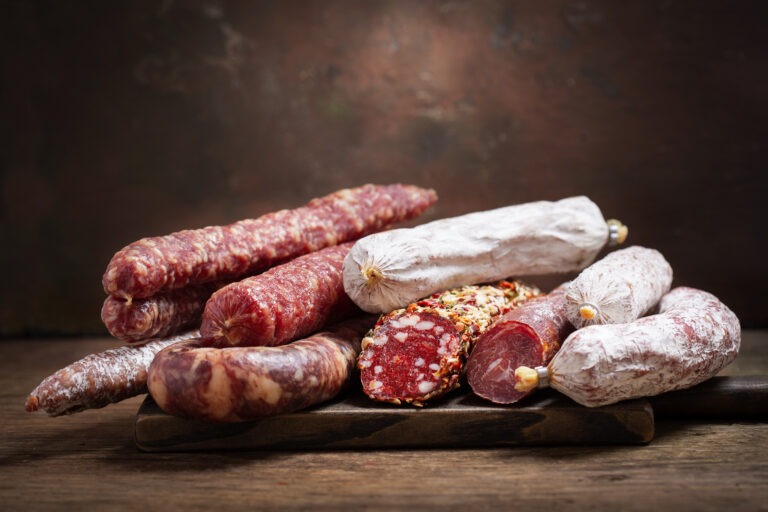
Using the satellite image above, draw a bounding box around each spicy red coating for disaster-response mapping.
[101,282,225,342]
[200,243,360,347]
[103,184,437,300]
[147,316,375,422]
[467,285,573,404]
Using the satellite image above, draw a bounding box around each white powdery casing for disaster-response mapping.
[343,196,609,313]
[550,287,741,407]
[564,246,673,328]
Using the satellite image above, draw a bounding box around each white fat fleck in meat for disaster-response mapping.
[437,347,446,355]
[440,333,451,346]
[371,335,387,346]
[414,358,425,367]
[418,381,436,394]
[415,321,435,331]
[428,363,440,371]
[399,315,420,327]
[389,319,403,329]
[369,380,383,390]
[434,326,444,335]
[486,358,502,372]
[394,332,408,343]
[374,365,383,374]
[359,359,372,368]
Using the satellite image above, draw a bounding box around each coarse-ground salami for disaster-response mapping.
[564,245,673,328]
[200,244,360,347]
[103,184,437,300]
[359,281,540,406]
[147,316,375,422]
[514,287,741,407]
[101,283,225,342]
[466,284,573,404]
[25,331,198,416]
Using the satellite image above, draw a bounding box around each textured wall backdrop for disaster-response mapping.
[2,0,767,335]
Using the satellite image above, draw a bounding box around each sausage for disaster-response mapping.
[25,331,198,416]
[101,283,226,342]
[564,245,673,328]
[200,243,360,347]
[466,284,573,404]
[358,281,540,406]
[344,196,627,313]
[514,287,741,407]
[103,184,437,300]
[147,316,375,422]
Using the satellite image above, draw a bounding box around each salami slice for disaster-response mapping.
[466,284,573,404]
[200,243,360,347]
[148,316,375,422]
[25,331,198,416]
[514,287,741,407]
[103,184,436,300]
[359,281,540,406]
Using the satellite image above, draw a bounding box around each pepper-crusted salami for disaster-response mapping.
[514,287,741,407]
[466,284,573,404]
[103,184,437,300]
[564,245,673,328]
[200,244,360,347]
[148,316,375,422]
[101,283,225,342]
[359,281,540,406]
[25,331,198,416]
[344,196,626,313]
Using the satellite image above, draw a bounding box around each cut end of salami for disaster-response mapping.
[25,395,39,412]
[358,312,462,406]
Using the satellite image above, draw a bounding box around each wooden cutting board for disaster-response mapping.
[135,388,654,451]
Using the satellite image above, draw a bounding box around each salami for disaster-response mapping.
[101,283,225,342]
[514,287,741,407]
[564,245,673,328]
[344,196,627,313]
[25,331,198,416]
[147,316,375,422]
[359,281,540,406]
[466,284,573,404]
[103,184,436,300]
[200,243,360,347]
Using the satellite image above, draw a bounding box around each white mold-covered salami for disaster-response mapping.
[344,196,626,314]
[564,246,673,328]
[514,287,741,407]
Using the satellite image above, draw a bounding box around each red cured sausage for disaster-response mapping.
[101,283,226,342]
[466,285,573,404]
[358,281,540,406]
[147,317,375,422]
[200,244,360,347]
[103,184,437,300]
[25,331,197,416]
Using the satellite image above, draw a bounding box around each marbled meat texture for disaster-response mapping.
[564,245,673,328]
[102,282,225,342]
[25,331,198,416]
[550,287,741,407]
[103,184,437,300]
[147,317,375,422]
[359,280,541,406]
[467,284,573,404]
[200,243,360,347]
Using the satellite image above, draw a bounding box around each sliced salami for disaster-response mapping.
[466,284,573,404]
[359,281,540,406]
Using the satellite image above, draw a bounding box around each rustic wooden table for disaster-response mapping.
[2,331,767,511]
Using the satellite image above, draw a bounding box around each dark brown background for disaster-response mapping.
[2,0,766,336]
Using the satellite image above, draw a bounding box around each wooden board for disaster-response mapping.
[135,388,654,452]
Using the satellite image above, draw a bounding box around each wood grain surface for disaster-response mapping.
[3,330,768,511]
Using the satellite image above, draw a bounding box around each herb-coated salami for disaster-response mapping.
[148,317,375,422]
[466,284,573,404]
[514,287,741,407]
[200,244,360,347]
[359,281,540,406]
[564,246,673,328]
[25,331,198,416]
[103,184,437,300]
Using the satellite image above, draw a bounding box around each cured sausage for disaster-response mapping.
[358,281,540,406]
[564,245,673,328]
[200,244,360,347]
[344,196,627,313]
[101,283,225,342]
[466,284,573,404]
[103,184,437,300]
[25,331,198,416]
[514,287,741,407]
[147,316,375,422]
